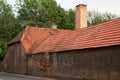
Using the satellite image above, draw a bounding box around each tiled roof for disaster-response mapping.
[32,29,72,53]
[32,18,120,53]
[9,18,120,54]
[21,27,54,53]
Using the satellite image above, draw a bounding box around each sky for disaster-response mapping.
[7,0,120,15]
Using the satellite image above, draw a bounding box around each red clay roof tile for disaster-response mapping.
[9,18,120,54]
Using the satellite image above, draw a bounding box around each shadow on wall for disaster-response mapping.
[0,62,2,71]
[0,62,6,72]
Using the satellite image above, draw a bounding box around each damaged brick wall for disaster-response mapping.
[27,53,52,76]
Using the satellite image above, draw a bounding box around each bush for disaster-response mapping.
[0,42,7,61]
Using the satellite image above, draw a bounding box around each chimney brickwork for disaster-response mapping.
[75,4,87,29]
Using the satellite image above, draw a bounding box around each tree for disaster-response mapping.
[16,0,119,29]
[0,0,20,61]
[40,0,66,28]
[88,10,118,26]
[16,0,68,29]
[64,9,75,30]
[0,0,15,42]
[0,42,6,61]
[60,10,118,29]
[16,0,45,27]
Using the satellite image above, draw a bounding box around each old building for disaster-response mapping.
[2,4,120,80]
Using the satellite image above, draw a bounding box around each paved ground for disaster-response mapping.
[0,72,56,80]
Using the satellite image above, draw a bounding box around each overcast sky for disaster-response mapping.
[7,0,120,15]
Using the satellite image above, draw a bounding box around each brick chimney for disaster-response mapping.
[75,4,87,29]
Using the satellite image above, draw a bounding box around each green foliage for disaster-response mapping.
[64,9,75,30]
[17,0,118,30]
[0,0,22,61]
[0,42,6,61]
[16,0,75,30]
[88,10,118,26]
[16,0,43,27]
[40,0,66,28]
[0,0,20,42]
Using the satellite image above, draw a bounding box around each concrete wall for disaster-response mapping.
[2,42,26,74]
[49,45,120,80]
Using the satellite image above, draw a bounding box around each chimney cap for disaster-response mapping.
[76,4,87,7]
